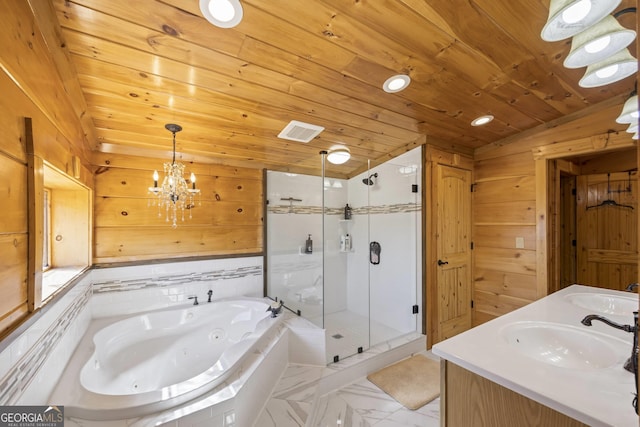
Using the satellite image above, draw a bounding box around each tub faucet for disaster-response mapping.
[626,283,639,292]
[207,290,213,303]
[581,312,638,374]
[266,300,283,318]
[188,296,199,305]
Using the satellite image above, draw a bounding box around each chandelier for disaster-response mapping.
[148,124,200,228]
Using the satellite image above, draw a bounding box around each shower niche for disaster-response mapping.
[266,148,422,364]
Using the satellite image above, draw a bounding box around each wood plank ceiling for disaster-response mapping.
[50,0,637,177]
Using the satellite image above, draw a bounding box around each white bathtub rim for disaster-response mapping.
[51,297,283,421]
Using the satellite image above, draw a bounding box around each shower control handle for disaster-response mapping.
[437,259,448,266]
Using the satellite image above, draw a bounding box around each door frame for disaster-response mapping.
[533,132,636,297]
[424,146,473,348]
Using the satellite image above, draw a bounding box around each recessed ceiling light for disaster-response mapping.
[383,74,411,93]
[200,0,243,28]
[471,115,494,126]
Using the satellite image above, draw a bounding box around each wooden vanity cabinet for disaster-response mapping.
[440,360,588,427]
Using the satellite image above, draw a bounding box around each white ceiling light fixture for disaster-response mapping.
[200,0,243,28]
[563,15,636,68]
[383,74,411,93]
[578,48,638,87]
[616,92,638,124]
[326,147,351,165]
[541,0,621,41]
[471,115,494,126]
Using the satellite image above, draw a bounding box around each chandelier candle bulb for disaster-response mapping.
[153,170,158,188]
[191,172,196,189]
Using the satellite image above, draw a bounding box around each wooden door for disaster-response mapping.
[436,164,472,340]
[576,172,638,290]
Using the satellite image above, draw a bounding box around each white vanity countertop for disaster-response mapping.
[432,285,638,427]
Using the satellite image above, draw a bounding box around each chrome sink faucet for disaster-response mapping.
[626,283,639,292]
[581,312,638,375]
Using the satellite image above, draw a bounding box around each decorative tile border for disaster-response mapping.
[93,265,263,293]
[0,284,91,405]
[268,203,420,216]
[0,262,264,406]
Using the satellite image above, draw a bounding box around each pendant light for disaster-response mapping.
[541,0,622,41]
[564,15,636,68]
[616,92,639,124]
[578,48,638,87]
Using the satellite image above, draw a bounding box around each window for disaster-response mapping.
[41,164,90,302]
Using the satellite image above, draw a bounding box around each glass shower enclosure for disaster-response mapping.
[266,147,422,363]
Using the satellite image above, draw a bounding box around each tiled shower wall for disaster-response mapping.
[0,256,263,406]
[267,147,422,340]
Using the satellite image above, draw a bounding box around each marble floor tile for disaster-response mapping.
[312,394,372,427]
[271,364,325,402]
[371,398,440,427]
[335,380,403,423]
[255,344,440,427]
[254,398,310,427]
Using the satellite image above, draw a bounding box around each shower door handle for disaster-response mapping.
[437,259,448,266]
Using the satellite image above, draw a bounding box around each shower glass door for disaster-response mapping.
[367,153,421,347]
[266,146,422,365]
[323,155,370,363]
[265,171,323,327]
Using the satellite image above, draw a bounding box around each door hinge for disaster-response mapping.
[471,300,474,308]
[572,239,577,247]
[470,183,477,192]
[412,304,419,314]
[411,184,418,193]
[470,241,474,250]
[571,188,577,196]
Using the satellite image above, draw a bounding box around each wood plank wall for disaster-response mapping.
[92,153,263,263]
[472,102,635,325]
[0,2,92,334]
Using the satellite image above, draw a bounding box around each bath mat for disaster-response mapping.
[366,354,440,410]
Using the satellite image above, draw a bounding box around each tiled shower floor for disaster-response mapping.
[309,310,412,364]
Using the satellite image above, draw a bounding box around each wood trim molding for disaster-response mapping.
[532,131,635,160]
[25,117,43,311]
[533,133,637,297]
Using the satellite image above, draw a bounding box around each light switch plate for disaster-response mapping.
[515,237,525,249]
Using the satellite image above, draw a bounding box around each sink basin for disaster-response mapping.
[565,293,638,317]
[501,322,628,370]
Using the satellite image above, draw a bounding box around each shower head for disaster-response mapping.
[362,173,378,185]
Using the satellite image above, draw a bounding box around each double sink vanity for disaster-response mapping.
[433,285,638,426]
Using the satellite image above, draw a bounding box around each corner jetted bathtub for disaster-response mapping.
[51,297,281,421]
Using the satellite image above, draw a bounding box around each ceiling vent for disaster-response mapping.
[277,120,324,143]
